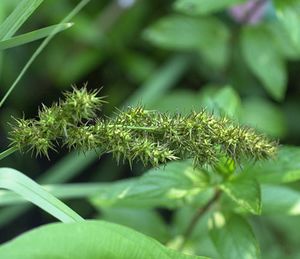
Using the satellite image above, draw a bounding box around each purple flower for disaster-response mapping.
[229,0,268,25]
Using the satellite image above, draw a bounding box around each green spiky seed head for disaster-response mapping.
[9,86,278,168]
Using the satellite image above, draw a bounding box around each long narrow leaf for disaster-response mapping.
[0,160,210,209]
[0,23,73,50]
[0,0,91,108]
[0,150,97,227]
[0,182,107,206]
[0,0,44,41]
[0,167,84,223]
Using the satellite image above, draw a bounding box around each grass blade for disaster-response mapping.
[0,0,91,108]
[0,146,18,160]
[0,0,44,41]
[0,23,73,50]
[0,150,98,227]
[0,183,107,206]
[0,167,84,222]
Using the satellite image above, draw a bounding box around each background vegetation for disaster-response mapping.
[1,0,300,258]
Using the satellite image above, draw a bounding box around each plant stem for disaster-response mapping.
[180,189,222,249]
[120,125,160,131]
[0,146,18,160]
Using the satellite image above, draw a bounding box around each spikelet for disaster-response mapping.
[9,86,278,167]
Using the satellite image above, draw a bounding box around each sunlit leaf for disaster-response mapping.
[202,86,241,118]
[245,146,300,184]
[241,97,287,137]
[261,185,300,215]
[91,160,210,209]
[0,220,207,259]
[100,207,170,242]
[241,25,287,101]
[209,213,260,259]
[274,0,300,53]
[220,175,261,215]
[143,15,229,68]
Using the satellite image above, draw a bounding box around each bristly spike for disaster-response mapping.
[8,86,278,168]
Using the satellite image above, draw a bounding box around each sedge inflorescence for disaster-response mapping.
[9,86,277,167]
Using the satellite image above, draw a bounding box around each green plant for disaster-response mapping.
[7,87,277,167]
[0,86,279,258]
[2,0,300,259]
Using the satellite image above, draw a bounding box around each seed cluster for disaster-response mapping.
[9,87,277,167]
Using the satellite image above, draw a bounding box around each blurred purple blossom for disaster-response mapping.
[118,0,135,9]
[229,0,268,24]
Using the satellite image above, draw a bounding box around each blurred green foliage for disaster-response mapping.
[1,0,300,258]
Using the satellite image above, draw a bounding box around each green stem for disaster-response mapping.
[0,146,18,160]
[179,189,222,250]
[124,125,160,131]
[105,124,163,132]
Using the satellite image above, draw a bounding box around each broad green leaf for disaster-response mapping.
[202,86,241,118]
[241,25,287,101]
[241,97,287,137]
[261,185,300,215]
[143,15,229,68]
[212,86,241,117]
[0,220,206,259]
[0,167,83,223]
[100,208,170,242]
[246,146,300,184]
[0,23,73,50]
[274,0,300,53]
[220,176,261,214]
[91,160,210,209]
[174,0,244,15]
[252,216,294,259]
[150,86,241,117]
[266,22,300,59]
[209,213,260,259]
[265,215,300,253]
[0,0,44,41]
